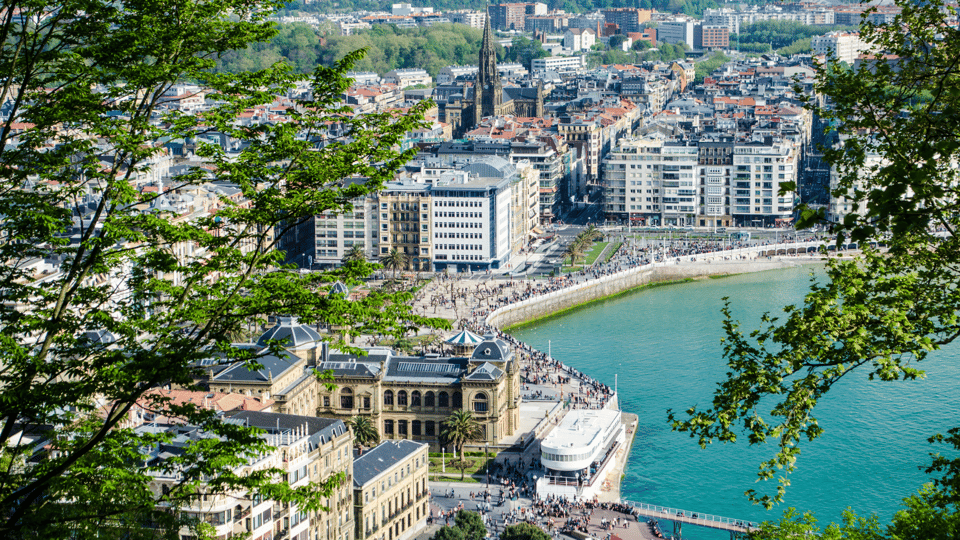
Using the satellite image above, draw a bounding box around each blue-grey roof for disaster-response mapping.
[210,347,302,383]
[353,440,428,487]
[81,329,117,345]
[384,356,468,384]
[463,361,504,381]
[470,334,514,363]
[229,411,347,448]
[317,360,382,378]
[257,316,322,350]
[330,281,349,295]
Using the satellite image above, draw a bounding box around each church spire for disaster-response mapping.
[477,6,502,120]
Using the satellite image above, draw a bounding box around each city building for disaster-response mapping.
[353,441,431,540]
[536,409,625,500]
[697,25,729,50]
[315,333,521,449]
[601,8,652,34]
[144,411,353,540]
[531,55,584,74]
[657,19,696,46]
[383,69,432,89]
[811,32,868,64]
[441,13,545,138]
[563,27,596,52]
[489,2,547,31]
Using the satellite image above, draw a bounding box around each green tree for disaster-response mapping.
[343,244,367,264]
[564,238,588,268]
[668,0,960,532]
[609,34,629,50]
[347,416,379,455]
[0,1,446,537]
[500,522,553,540]
[381,248,409,279]
[454,509,486,540]
[441,410,484,467]
[433,525,466,540]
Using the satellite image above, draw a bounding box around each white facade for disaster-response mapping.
[540,409,624,473]
[563,28,596,52]
[383,69,432,89]
[657,19,696,46]
[448,10,485,29]
[811,32,866,64]
[437,65,477,85]
[531,55,585,74]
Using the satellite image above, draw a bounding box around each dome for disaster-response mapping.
[256,316,322,351]
[470,334,513,362]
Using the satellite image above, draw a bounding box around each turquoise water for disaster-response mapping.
[509,266,959,536]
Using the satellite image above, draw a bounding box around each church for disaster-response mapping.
[443,11,545,139]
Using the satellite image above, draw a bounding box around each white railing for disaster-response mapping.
[623,499,758,531]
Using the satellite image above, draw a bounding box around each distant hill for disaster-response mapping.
[280,0,720,18]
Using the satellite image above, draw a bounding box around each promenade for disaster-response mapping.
[401,237,819,540]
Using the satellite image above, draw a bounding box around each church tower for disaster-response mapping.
[476,9,503,121]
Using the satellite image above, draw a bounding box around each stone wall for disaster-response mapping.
[488,243,824,329]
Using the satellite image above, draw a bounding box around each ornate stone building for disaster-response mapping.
[315,334,521,450]
[194,317,522,450]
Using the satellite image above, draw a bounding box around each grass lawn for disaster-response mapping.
[428,455,493,481]
[562,242,609,273]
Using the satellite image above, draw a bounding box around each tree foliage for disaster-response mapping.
[500,523,553,540]
[0,1,445,537]
[733,21,857,52]
[218,23,488,77]
[454,509,487,540]
[668,0,960,531]
[694,51,730,83]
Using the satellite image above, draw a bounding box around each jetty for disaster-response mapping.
[623,500,757,539]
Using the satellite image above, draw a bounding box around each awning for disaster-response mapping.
[532,226,544,234]
[445,329,484,346]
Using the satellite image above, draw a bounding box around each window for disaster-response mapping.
[397,391,408,406]
[323,396,330,407]
[340,388,354,409]
[398,420,407,435]
[383,390,393,405]
[425,421,435,436]
[438,392,449,408]
[452,392,462,408]
[412,420,421,436]
[473,392,488,413]
[384,420,394,435]
[411,391,421,407]
[363,396,371,409]
[424,391,435,407]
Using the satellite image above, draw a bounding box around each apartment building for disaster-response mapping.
[146,412,353,540]
[811,32,867,64]
[731,141,798,227]
[377,183,434,272]
[353,441,430,540]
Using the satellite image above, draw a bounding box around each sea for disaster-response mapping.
[508,265,960,538]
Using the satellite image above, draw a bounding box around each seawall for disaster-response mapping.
[489,242,825,330]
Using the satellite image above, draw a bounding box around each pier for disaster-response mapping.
[623,500,757,539]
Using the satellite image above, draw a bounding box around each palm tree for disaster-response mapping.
[582,224,602,242]
[347,416,379,456]
[342,244,366,265]
[565,238,587,269]
[380,248,408,279]
[441,410,484,479]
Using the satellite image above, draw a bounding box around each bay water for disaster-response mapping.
[508,266,959,536]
